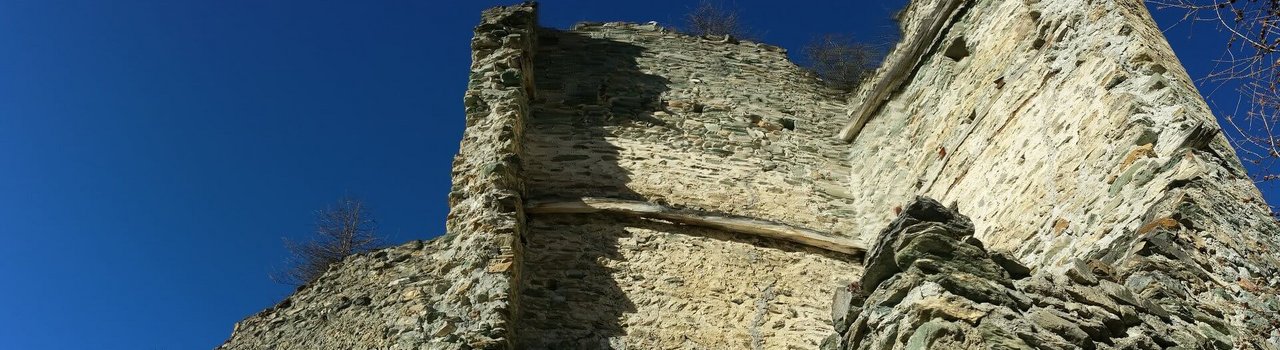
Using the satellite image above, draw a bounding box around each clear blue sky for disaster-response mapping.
[0,1,905,349]
[0,1,1257,349]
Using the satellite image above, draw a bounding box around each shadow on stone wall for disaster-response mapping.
[518,27,857,348]
[516,28,671,348]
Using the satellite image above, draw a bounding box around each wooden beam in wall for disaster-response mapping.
[526,197,865,256]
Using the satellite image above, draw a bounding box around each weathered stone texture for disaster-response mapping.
[840,0,1280,347]
[220,0,1280,348]
[524,22,858,234]
[519,215,859,349]
[218,240,492,350]
[845,0,1278,271]
[828,197,1270,349]
[517,21,863,348]
[220,3,539,349]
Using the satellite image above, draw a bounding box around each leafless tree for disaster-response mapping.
[1150,0,1280,180]
[684,1,748,39]
[273,197,383,286]
[804,34,880,91]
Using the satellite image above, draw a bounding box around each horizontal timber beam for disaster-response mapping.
[525,197,865,256]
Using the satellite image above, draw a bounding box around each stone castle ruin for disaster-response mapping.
[219,0,1280,348]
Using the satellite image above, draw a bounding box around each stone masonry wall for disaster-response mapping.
[219,0,1280,348]
[845,0,1277,271]
[839,0,1280,347]
[218,240,493,350]
[218,4,539,349]
[520,215,857,349]
[440,2,536,347]
[516,22,863,348]
[524,23,859,233]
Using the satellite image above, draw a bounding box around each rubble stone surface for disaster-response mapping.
[828,197,1263,349]
[218,0,1280,348]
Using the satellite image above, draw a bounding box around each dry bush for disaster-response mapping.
[684,1,748,38]
[804,34,879,92]
[1150,0,1280,180]
[273,197,383,286]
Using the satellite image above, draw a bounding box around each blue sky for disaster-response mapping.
[0,1,905,349]
[0,1,1259,349]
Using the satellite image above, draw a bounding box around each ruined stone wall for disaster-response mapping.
[218,4,538,349]
[835,0,1280,347]
[217,4,866,349]
[217,240,494,350]
[844,0,1275,271]
[219,0,1280,348]
[524,23,859,235]
[516,21,863,348]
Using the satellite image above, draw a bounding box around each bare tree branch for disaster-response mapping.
[804,34,880,91]
[1151,0,1280,182]
[684,1,749,39]
[272,197,383,286]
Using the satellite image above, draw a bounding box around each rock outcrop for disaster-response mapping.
[827,197,1262,349]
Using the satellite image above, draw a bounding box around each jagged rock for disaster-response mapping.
[1065,259,1100,286]
[1028,308,1093,349]
[829,197,1264,350]
[831,283,859,334]
[861,196,975,294]
[991,251,1032,280]
[903,321,956,349]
